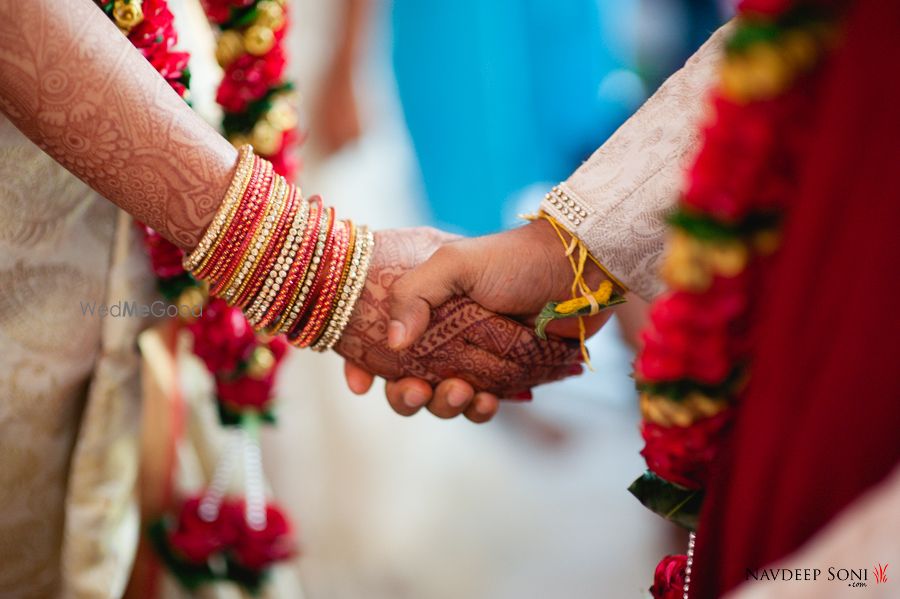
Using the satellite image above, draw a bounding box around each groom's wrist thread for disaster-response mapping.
[184,146,375,350]
[536,208,628,294]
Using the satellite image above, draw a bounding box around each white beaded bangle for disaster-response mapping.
[224,175,287,304]
[312,227,374,352]
[245,190,310,324]
[274,206,330,335]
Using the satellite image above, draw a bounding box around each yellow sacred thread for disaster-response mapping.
[523,212,628,367]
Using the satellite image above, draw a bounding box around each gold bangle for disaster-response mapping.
[312,226,374,352]
[245,186,310,325]
[224,174,288,305]
[183,145,255,272]
[273,204,331,335]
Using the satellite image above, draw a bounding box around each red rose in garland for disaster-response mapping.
[163,498,296,582]
[216,372,275,411]
[201,0,254,25]
[738,0,792,17]
[636,275,748,385]
[188,298,257,373]
[168,497,241,564]
[215,335,287,411]
[267,125,301,181]
[129,0,178,55]
[216,44,286,113]
[139,223,187,278]
[641,411,731,490]
[149,49,191,94]
[230,502,297,570]
[650,554,688,599]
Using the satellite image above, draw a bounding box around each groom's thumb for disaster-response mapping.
[387,247,464,350]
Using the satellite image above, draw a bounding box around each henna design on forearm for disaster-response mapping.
[0,0,236,248]
[334,229,582,396]
[0,0,579,394]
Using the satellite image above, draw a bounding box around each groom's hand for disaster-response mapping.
[384,219,609,349]
[339,221,612,422]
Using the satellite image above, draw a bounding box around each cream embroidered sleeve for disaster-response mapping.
[540,23,731,300]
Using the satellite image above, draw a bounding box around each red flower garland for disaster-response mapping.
[167,497,296,570]
[629,0,845,595]
[650,554,688,599]
[96,0,299,590]
[203,0,300,179]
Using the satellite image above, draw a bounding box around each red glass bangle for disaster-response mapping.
[294,219,349,347]
[195,155,264,280]
[308,220,355,347]
[209,162,275,295]
[287,206,336,342]
[198,158,269,284]
[234,178,298,308]
[261,196,323,332]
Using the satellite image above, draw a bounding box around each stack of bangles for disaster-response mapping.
[184,146,374,351]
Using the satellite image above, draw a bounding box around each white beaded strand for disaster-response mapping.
[683,531,696,599]
[199,430,242,522]
[243,427,268,531]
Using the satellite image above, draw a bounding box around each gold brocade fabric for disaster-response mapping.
[0,116,155,598]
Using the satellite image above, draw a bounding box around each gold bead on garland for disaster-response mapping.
[113,0,144,34]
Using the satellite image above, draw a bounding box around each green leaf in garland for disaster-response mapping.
[216,399,277,428]
[157,272,198,302]
[727,19,782,54]
[228,6,261,30]
[225,559,269,596]
[222,83,295,137]
[628,470,704,531]
[636,364,746,402]
[148,519,220,590]
[667,208,780,242]
[727,6,834,54]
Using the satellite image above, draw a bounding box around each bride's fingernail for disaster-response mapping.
[447,387,469,408]
[476,397,496,414]
[511,390,533,401]
[403,390,427,408]
[387,320,406,349]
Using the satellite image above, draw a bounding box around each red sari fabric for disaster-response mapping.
[691,0,900,596]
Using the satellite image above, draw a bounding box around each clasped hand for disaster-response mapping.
[334,221,612,423]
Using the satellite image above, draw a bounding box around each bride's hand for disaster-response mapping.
[334,227,584,422]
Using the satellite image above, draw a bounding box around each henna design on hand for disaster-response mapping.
[0,0,236,248]
[334,229,582,396]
